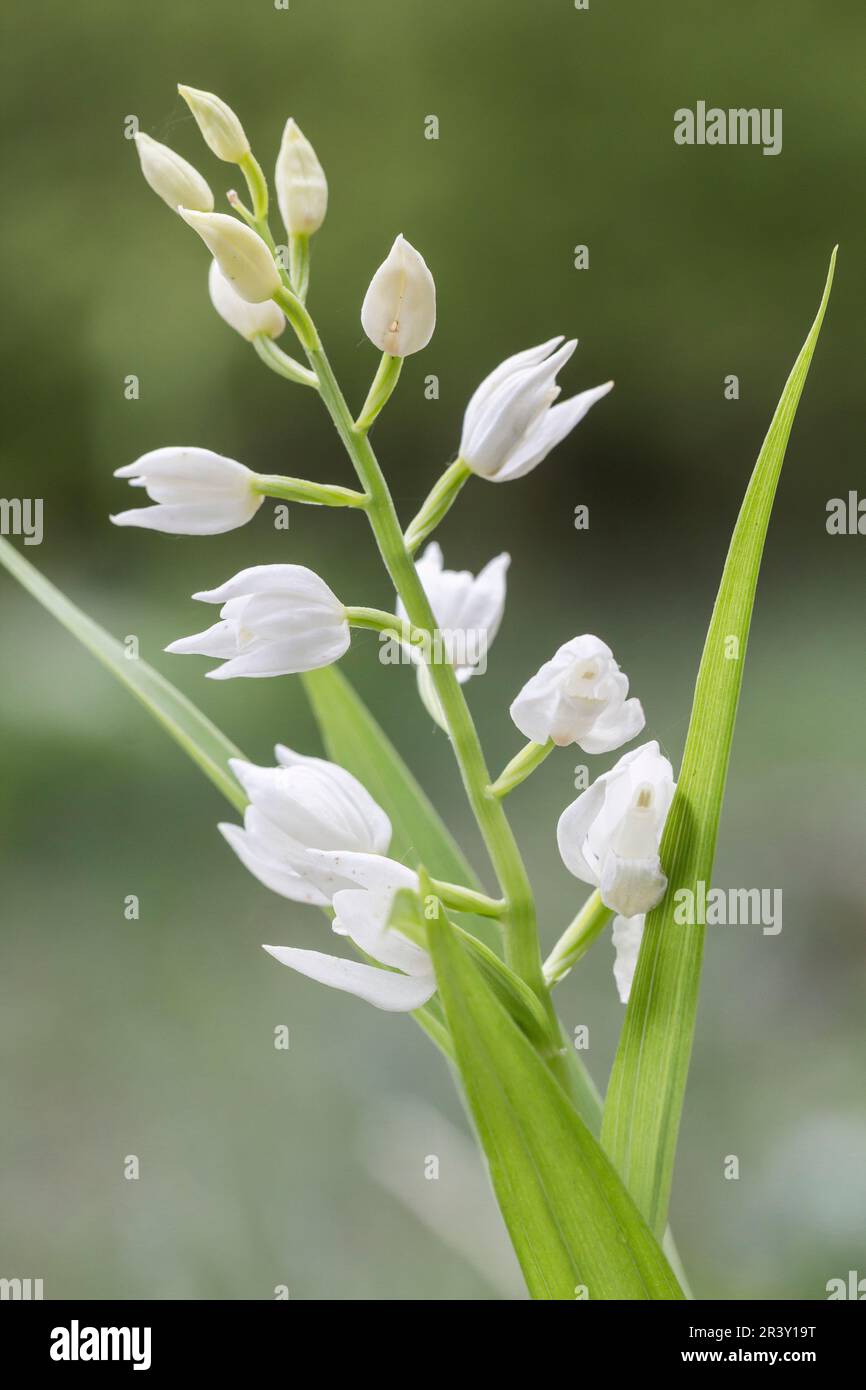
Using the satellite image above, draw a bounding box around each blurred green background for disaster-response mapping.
[1,0,864,1300]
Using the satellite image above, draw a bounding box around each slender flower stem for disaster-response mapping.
[427,879,506,918]
[288,234,311,301]
[252,335,319,389]
[255,474,369,508]
[239,151,269,224]
[488,739,555,798]
[355,353,403,432]
[404,457,472,554]
[345,606,419,642]
[543,890,613,986]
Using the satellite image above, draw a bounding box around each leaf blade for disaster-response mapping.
[601,250,837,1236]
[428,911,684,1300]
[0,538,247,812]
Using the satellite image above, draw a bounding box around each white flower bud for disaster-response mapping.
[133,132,213,213]
[179,209,281,303]
[177,84,249,162]
[275,118,328,236]
[361,234,436,357]
[208,260,284,340]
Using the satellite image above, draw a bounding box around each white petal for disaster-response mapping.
[209,260,285,340]
[205,626,349,678]
[578,696,646,755]
[218,822,327,905]
[556,778,607,886]
[599,851,667,918]
[110,498,260,535]
[192,563,342,608]
[460,337,565,448]
[263,944,435,1012]
[164,620,241,658]
[333,887,431,976]
[493,381,614,483]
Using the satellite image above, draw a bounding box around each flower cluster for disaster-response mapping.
[121,83,674,1013]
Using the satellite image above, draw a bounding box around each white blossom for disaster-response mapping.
[111,446,263,535]
[165,564,350,679]
[218,747,393,905]
[396,542,509,728]
[275,118,328,236]
[133,132,213,213]
[459,337,612,482]
[556,741,675,917]
[361,234,436,357]
[510,634,644,751]
[208,260,285,340]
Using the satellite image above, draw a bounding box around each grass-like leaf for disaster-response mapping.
[601,249,837,1237]
[0,538,248,811]
[428,908,684,1299]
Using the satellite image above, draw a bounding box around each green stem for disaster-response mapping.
[543,890,613,986]
[252,335,319,389]
[239,151,269,224]
[289,234,310,301]
[428,879,506,919]
[404,457,472,555]
[355,353,403,432]
[304,341,549,1004]
[255,474,369,508]
[488,739,555,799]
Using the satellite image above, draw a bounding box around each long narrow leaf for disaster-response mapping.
[0,538,247,811]
[428,910,684,1299]
[601,250,837,1237]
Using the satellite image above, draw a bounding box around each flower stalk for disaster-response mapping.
[544,890,612,986]
[488,738,554,799]
[404,457,472,554]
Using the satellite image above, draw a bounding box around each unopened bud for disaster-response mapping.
[133,132,213,213]
[275,119,328,236]
[179,209,280,303]
[208,260,285,340]
[361,234,436,357]
[178,84,249,163]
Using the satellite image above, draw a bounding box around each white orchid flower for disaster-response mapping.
[264,884,435,1013]
[612,914,645,1004]
[111,446,264,535]
[165,564,350,679]
[459,336,612,482]
[361,234,436,357]
[218,747,393,906]
[133,132,213,213]
[275,118,328,236]
[556,741,675,917]
[208,260,285,341]
[396,542,509,728]
[510,634,644,752]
